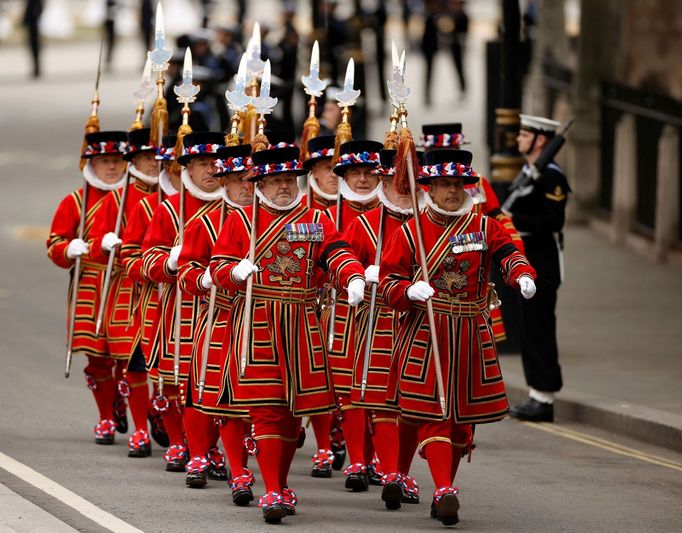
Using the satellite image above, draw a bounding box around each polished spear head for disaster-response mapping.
[149,3,172,71]
[245,23,265,81]
[335,58,361,108]
[252,59,277,114]
[133,57,154,101]
[174,48,200,104]
[387,41,410,107]
[302,40,328,97]
[225,53,252,111]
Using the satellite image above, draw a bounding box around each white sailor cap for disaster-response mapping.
[519,114,560,134]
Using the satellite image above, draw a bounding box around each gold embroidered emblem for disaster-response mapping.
[267,253,302,286]
[545,185,566,202]
[435,257,470,292]
[293,247,306,259]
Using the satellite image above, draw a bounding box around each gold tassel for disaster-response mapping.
[383,129,398,150]
[251,131,269,153]
[170,123,192,176]
[332,120,352,166]
[225,132,241,147]
[394,127,418,196]
[300,114,320,160]
[149,97,169,146]
[79,114,101,170]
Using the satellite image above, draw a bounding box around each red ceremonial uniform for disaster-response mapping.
[177,204,247,417]
[89,179,156,359]
[47,186,111,357]
[320,198,380,394]
[344,206,410,408]
[381,206,536,422]
[120,192,164,366]
[210,202,365,416]
[142,191,221,383]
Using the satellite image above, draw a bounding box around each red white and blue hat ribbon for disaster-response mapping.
[269,142,297,149]
[419,133,468,148]
[183,143,222,157]
[336,151,380,167]
[420,162,478,178]
[308,147,334,160]
[126,143,156,156]
[83,140,128,157]
[252,159,302,176]
[156,145,176,161]
[215,156,252,173]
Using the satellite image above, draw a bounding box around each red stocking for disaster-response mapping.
[126,371,149,431]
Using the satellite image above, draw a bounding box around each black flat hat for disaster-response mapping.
[333,140,383,177]
[177,131,225,166]
[248,146,307,181]
[82,131,128,158]
[303,135,336,170]
[420,123,467,149]
[123,128,157,161]
[417,149,479,185]
[214,144,252,177]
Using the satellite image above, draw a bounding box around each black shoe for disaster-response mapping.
[186,471,207,488]
[148,412,170,448]
[381,481,403,510]
[331,441,346,471]
[95,434,115,445]
[509,397,554,423]
[232,487,254,506]
[367,463,383,486]
[430,500,438,519]
[437,493,460,526]
[262,504,286,524]
[311,463,332,478]
[402,492,420,504]
[165,460,186,472]
[113,397,128,434]
[345,473,369,492]
[207,464,228,481]
[128,442,151,458]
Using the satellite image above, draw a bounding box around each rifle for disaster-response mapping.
[503,117,574,211]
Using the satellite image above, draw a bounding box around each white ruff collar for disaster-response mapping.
[222,188,250,209]
[159,170,178,196]
[425,193,474,217]
[339,179,380,204]
[129,164,159,186]
[181,168,223,202]
[83,161,127,191]
[308,173,338,201]
[255,186,304,211]
[377,182,427,215]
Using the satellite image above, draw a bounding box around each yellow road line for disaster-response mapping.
[520,422,682,472]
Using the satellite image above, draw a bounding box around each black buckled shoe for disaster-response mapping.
[509,397,554,422]
[185,456,209,488]
[207,447,229,480]
[381,479,403,510]
[344,464,369,492]
[437,493,460,526]
[164,444,188,472]
[259,492,287,524]
[330,428,346,471]
[311,449,334,478]
[230,470,256,506]
[127,430,152,458]
[367,460,383,486]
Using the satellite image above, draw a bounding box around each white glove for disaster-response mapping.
[101,232,122,253]
[66,238,89,259]
[407,281,435,302]
[200,266,212,289]
[518,276,536,300]
[167,245,182,272]
[364,265,379,284]
[347,278,366,307]
[232,258,259,282]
